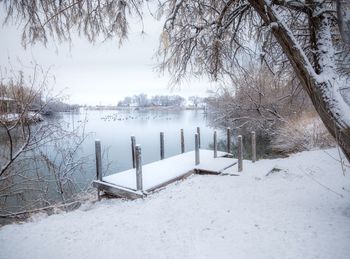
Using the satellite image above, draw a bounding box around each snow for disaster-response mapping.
[313,10,350,127]
[0,96,14,101]
[103,150,235,191]
[266,1,350,127]
[0,112,43,123]
[0,113,20,122]
[0,148,350,259]
[270,22,278,29]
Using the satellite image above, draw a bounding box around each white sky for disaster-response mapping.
[0,9,220,105]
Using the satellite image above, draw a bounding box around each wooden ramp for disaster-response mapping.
[93,149,237,199]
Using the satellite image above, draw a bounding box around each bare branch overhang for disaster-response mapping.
[248,0,316,89]
[271,0,309,13]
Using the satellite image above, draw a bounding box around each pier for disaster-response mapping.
[92,128,257,199]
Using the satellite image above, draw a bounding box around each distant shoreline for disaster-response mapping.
[83,106,206,111]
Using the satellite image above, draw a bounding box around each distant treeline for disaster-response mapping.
[41,101,79,115]
[0,82,79,115]
[118,94,204,108]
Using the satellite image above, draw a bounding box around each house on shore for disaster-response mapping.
[0,96,17,114]
[0,96,43,124]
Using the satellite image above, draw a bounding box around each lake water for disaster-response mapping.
[66,108,225,183]
[0,108,272,222]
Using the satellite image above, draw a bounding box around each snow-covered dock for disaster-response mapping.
[93,149,237,199]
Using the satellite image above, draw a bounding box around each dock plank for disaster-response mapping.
[92,180,144,199]
[102,149,236,193]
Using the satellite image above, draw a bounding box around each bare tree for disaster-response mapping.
[205,62,310,133]
[117,96,132,107]
[337,0,350,45]
[188,96,203,108]
[158,0,350,161]
[150,95,184,106]
[0,66,52,176]
[132,93,149,107]
[0,65,89,221]
[1,0,350,161]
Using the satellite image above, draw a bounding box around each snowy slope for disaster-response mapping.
[0,148,349,259]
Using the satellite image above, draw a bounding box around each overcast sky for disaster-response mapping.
[0,10,220,105]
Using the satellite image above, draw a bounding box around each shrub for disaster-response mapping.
[271,112,336,154]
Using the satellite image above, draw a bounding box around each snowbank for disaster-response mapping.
[0,148,349,259]
[0,112,43,124]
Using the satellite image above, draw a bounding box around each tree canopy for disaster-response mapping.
[1,0,350,161]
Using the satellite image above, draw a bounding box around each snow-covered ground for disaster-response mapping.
[0,148,349,259]
[0,112,43,123]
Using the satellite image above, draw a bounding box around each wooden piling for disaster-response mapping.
[195,133,200,165]
[135,145,143,191]
[237,135,243,172]
[181,129,185,153]
[160,132,165,160]
[227,127,231,154]
[197,127,201,148]
[95,140,102,200]
[213,131,218,158]
[95,140,102,181]
[251,131,256,163]
[131,136,136,168]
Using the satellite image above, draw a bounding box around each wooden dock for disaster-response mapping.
[92,127,258,199]
[93,149,237,199]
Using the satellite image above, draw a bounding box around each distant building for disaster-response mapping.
[0,96,17,113]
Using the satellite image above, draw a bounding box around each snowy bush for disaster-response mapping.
[271,113,336,154]
[205,63,311,135]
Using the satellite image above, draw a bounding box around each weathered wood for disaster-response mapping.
[95,140,102,181]
[135,145,143,191]
[160,132,165,160]
[196,161,237,175]
[237,135,243,172]
[180,129,185,153]
[251,131,256,163]
[94,150,238,199]
[92,180,144,199]
[95,139,102,200]
[195,133,200,165]
[131,136,136,168]
[213,131,218,158]
[195,168,220,175]
[227,127,231,154]
[146,170,194,192]
[196,127,201,148]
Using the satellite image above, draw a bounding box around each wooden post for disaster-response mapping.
[251,131,256,163]
[237,135,243,172]
[195,133,200,165]
[181,129,185,153]
[160,132,165,160]
[95,140,102,200]
[135,145,143,191]
[95,140,102,181]
[213,131,218,158]
[197,127,201,148]
[131,136,136,168]
[227,127,231,154]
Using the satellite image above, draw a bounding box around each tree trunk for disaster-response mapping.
[337,0,350,45]
[249,0,350,162]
